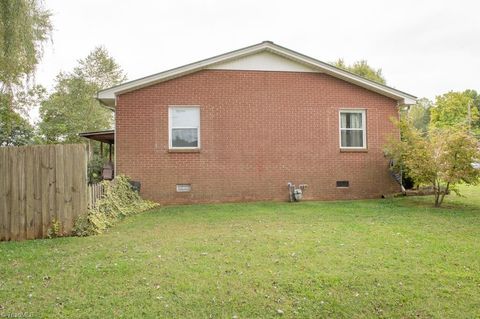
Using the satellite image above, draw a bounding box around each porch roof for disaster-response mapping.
[79,130,114,144]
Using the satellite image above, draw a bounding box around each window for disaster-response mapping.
[339,109,366,148]
[169,106,200,149]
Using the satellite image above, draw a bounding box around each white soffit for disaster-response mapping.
[207,51,318,73]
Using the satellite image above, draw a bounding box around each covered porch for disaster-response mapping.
[79,129,115,180]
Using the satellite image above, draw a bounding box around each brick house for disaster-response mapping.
[95,41,416,204]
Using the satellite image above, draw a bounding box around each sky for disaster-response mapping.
[33,0,480,119]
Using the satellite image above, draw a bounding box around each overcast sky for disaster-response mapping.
[35,0,479,117]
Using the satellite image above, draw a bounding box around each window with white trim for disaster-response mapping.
[169,106,200,149]
[339,109,366,148]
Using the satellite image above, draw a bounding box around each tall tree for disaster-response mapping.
[38,47,126,143]
[0,96,34,146]
[406,98,432,134]
[0,84,45,146]
[464,89,480,112]
[0,0,52,145]
[464,89,480,133]
[332,59,386,84]
[430,91,479,133]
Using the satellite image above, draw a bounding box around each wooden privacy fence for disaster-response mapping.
[0,144,88,241]
[88,182,104,208]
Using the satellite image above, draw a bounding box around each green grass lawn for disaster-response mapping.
[1,185,479,318]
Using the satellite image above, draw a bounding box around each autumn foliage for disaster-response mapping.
[385,119,480,207]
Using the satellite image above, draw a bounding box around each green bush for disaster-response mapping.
[47,218,63,238]
[73,175,158,236]
[87,155,104,184]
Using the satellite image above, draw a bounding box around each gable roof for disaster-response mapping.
[98,41,416,107]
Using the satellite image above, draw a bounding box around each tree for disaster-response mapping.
[464,89,480,133]
[74,47,126,89]
[430,91,479,133]
[332,59,386,84]
[0,95,34,146]
[0,0,52,145]
[38,47,126,143]
[464,89,480,112]
[385,120,480,207]
[406,98,432,134]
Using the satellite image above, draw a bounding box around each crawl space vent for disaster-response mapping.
[176,184,192,192]
[336,181,349,188]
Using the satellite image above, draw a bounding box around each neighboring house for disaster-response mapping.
[95,41,416,204]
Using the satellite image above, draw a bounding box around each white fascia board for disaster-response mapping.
[265,45,416,105]
[97,42,273,106]
[97,42,416,107]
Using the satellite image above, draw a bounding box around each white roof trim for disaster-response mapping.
[98,41,416,107]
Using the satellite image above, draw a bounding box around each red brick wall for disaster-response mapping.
[115,70,401,204]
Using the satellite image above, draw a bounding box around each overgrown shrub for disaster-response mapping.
[73,175,158,236]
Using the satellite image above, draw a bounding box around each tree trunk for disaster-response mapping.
[438,182,450,207]
[433,180,441,207]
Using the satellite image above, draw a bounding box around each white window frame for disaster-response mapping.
[339,109,367,149]
[168,106,201,150]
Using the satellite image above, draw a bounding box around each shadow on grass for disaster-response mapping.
[391,194,480,215]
